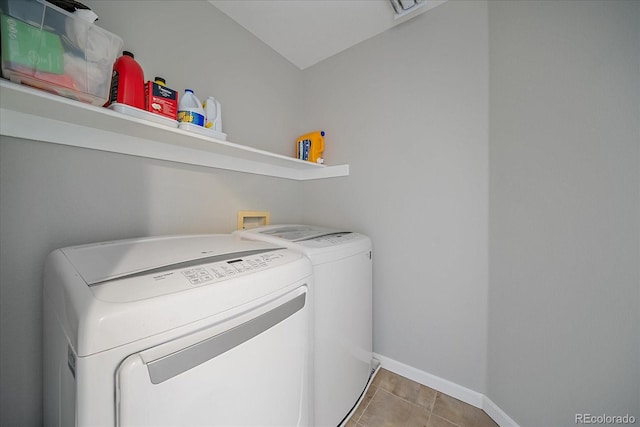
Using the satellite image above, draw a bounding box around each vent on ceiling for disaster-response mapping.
[389,0,427,18]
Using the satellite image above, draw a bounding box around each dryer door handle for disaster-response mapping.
[144,290,306,384]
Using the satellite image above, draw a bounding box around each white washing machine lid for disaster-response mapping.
[254,225,343,242]
[237,225,372,264]
[45,234,313,355]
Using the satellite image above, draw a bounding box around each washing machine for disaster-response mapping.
[43,234,313,427]
[235,225,373,427]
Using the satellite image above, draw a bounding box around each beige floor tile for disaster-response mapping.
[344,417,359,427]
[471,411,499,427]
[359,389,430,427]
[376,369,437,411]
[349,369,498,427]
[417,385,438,411]
[369,368,385,389]
[348,371,381,423]
[428,414,461,427]
[432,393,498,427]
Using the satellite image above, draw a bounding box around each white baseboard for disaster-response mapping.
[482,395,521,427]
[373,353,520,427]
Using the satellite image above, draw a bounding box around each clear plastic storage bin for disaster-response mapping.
[0,0,123,105]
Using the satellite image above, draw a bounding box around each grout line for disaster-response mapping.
[344,366,382,426]
[353,384,379,425]
[376,388,431,414]
[428,388,438,412]
[431,413,464,427]
[379,370,437,412]
[377,375,435,412]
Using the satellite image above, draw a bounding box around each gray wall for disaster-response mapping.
[299,0,490,393]
[1,1,639,426]
[488,1,640,426]
[0,1,304,425]
[84,0,304,156]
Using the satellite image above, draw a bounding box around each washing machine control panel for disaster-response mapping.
[90,250,295,303]
[298,232,362,248]
[181,252,284,286]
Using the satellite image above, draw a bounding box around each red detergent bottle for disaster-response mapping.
[106,51,145,109]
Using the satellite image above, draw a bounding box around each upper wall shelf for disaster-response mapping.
[0,80,348,181]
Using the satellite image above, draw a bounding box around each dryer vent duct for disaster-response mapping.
[388,0,428,18]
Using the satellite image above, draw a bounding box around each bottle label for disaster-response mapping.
[108,70,119,104]
[178,110,205,126]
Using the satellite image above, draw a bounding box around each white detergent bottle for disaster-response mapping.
[178,89,205,126]
[214,98,222,132]
[204,96,223,132]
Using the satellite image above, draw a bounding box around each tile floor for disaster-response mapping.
[345,369,499,427]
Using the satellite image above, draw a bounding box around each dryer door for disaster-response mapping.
[116,287,309,427]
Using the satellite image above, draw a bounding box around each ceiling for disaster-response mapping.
[208,0,447,70]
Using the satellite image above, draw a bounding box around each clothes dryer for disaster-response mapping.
[43,234,312,427]
[235,225,373,427]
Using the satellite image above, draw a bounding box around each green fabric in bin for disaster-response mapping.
[1,14,64,74]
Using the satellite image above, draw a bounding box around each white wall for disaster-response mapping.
[488,1,640,426]
[0,1,304,425]
[300,0,490,393]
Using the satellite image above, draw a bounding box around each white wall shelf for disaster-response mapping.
[0,80,348,181]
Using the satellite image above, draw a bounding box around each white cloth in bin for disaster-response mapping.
[60,8,120,98]
[63,52,110,96]
[63,11,120,64]
[73,9,98,23]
